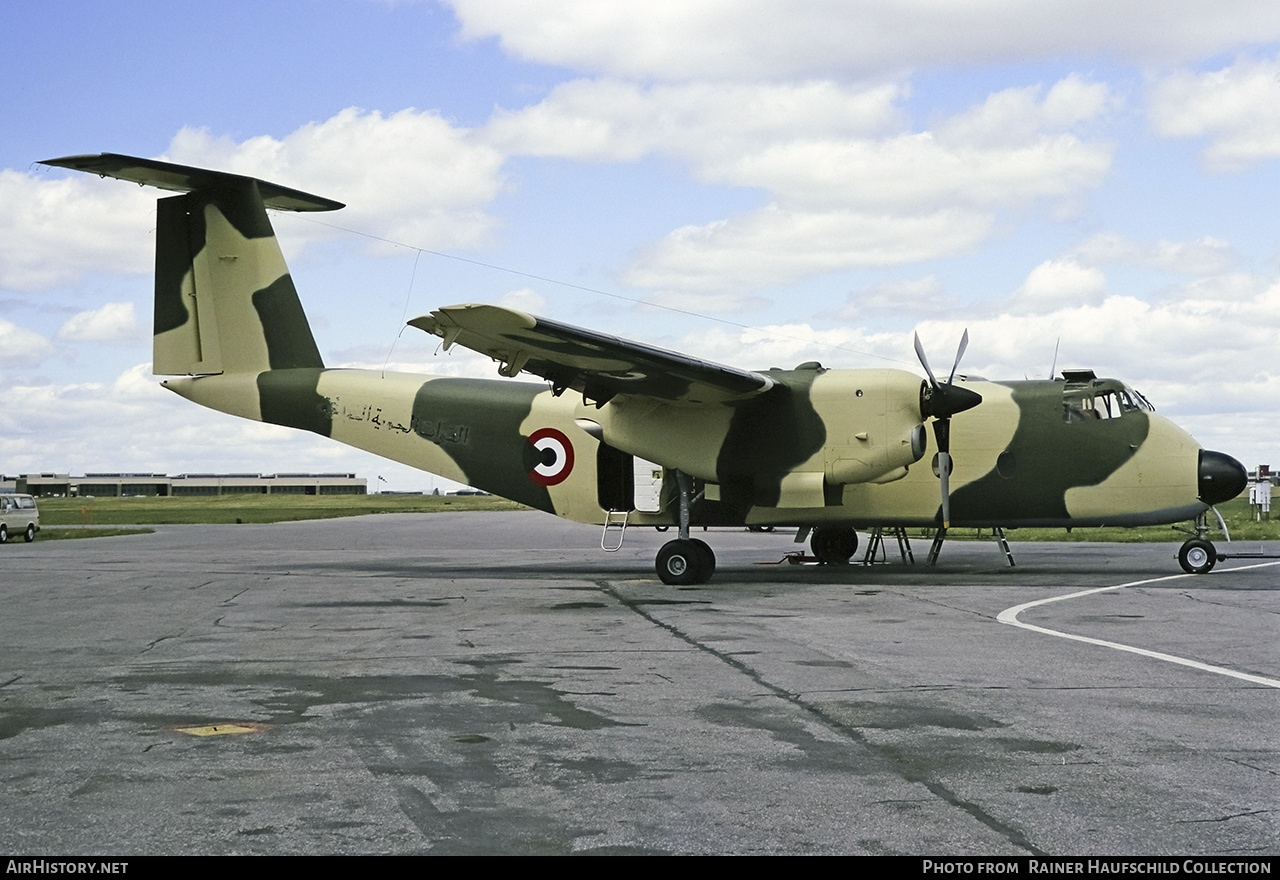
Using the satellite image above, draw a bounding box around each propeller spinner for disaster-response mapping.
[914,331,982,528]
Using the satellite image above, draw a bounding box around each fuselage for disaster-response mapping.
[164,363,1229,532]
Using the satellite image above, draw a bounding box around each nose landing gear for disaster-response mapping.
[1177,538,1217,575]
[1178,511,1223,574]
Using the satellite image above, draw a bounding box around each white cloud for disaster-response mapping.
[0,170,154,290]
[1012,259,1108,310]
[489,77,1111,212]
[828,275,949,322]
[485,79,906,161]
[1073,233,1239,275]
[0,318,54,366]
[496,287,547,314]
[58,301,142,343]
[717,130,1111,211]
[447,1,1280,80]
[940,76,1114,146]
[166,107,506,253]
[1148,55,1280,170]
[621,206,994,306]
[677,321,904,374]
[489,75,1112,302]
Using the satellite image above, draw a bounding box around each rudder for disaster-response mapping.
[152,181,323,374]
[41,153,341,376]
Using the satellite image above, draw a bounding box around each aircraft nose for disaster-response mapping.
[1198,450,1247,505]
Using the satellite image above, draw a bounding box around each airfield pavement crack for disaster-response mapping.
[1177,809,1274,824]
[878,586,1000,620]
[221,587,251,606]
[595,579,1048,856]
[1179,589,1280,617]
[1220,755,1280,779]
[138,632,184,654]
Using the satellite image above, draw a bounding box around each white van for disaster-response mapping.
[0,494,40,543]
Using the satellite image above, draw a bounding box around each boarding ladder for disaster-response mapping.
[992,526,1016,567]
[601,508,630,551]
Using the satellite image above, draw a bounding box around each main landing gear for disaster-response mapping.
[809,526,858,565]
[656,471,716,585]
[656,538,715,585]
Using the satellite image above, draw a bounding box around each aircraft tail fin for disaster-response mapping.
[41,153,342,376]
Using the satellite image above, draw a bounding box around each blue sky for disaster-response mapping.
[4,1,1279,490]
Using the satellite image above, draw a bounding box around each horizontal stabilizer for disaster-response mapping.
[40,153,344,212]
[410,303,775,405]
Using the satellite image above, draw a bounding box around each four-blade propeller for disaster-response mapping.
[914,331,983,529]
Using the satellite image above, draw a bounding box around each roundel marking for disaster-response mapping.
[528,427,574,486]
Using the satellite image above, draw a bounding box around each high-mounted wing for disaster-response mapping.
[409,304,775,405]
[40,153,345,212]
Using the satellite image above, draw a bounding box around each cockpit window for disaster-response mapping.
[1063,383,1154,423]
[1127,388,1155,411]
[1064,392,1108,422]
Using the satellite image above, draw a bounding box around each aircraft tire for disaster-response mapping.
[810,527,857,564]
[24,524,35,543]
[656,539,707,585]
[1178,539,1216,574]
[690,539,716,580]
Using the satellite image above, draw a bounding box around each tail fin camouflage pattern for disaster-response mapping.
[43,153,338,376]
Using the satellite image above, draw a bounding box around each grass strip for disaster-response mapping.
[38,527,156,541]
[37,493,528,526]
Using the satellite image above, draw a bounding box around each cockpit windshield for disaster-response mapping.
[1063,379,1154,423]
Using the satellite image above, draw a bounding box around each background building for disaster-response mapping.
[0,473,366,497]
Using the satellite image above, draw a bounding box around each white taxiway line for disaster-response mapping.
[997,560,1280,689]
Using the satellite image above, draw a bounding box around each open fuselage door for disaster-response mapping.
[596,442,664,549]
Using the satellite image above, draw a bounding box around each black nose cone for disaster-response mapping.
[1198,450,1247,505]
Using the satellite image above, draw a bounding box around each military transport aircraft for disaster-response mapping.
[42,153,1248,584]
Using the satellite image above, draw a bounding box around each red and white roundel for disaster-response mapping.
[527,428,574,486]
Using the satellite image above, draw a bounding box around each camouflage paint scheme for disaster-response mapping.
[42,154,1240,543]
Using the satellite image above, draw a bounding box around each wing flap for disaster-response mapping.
[40,153,344,212]
[409,304,774,404]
